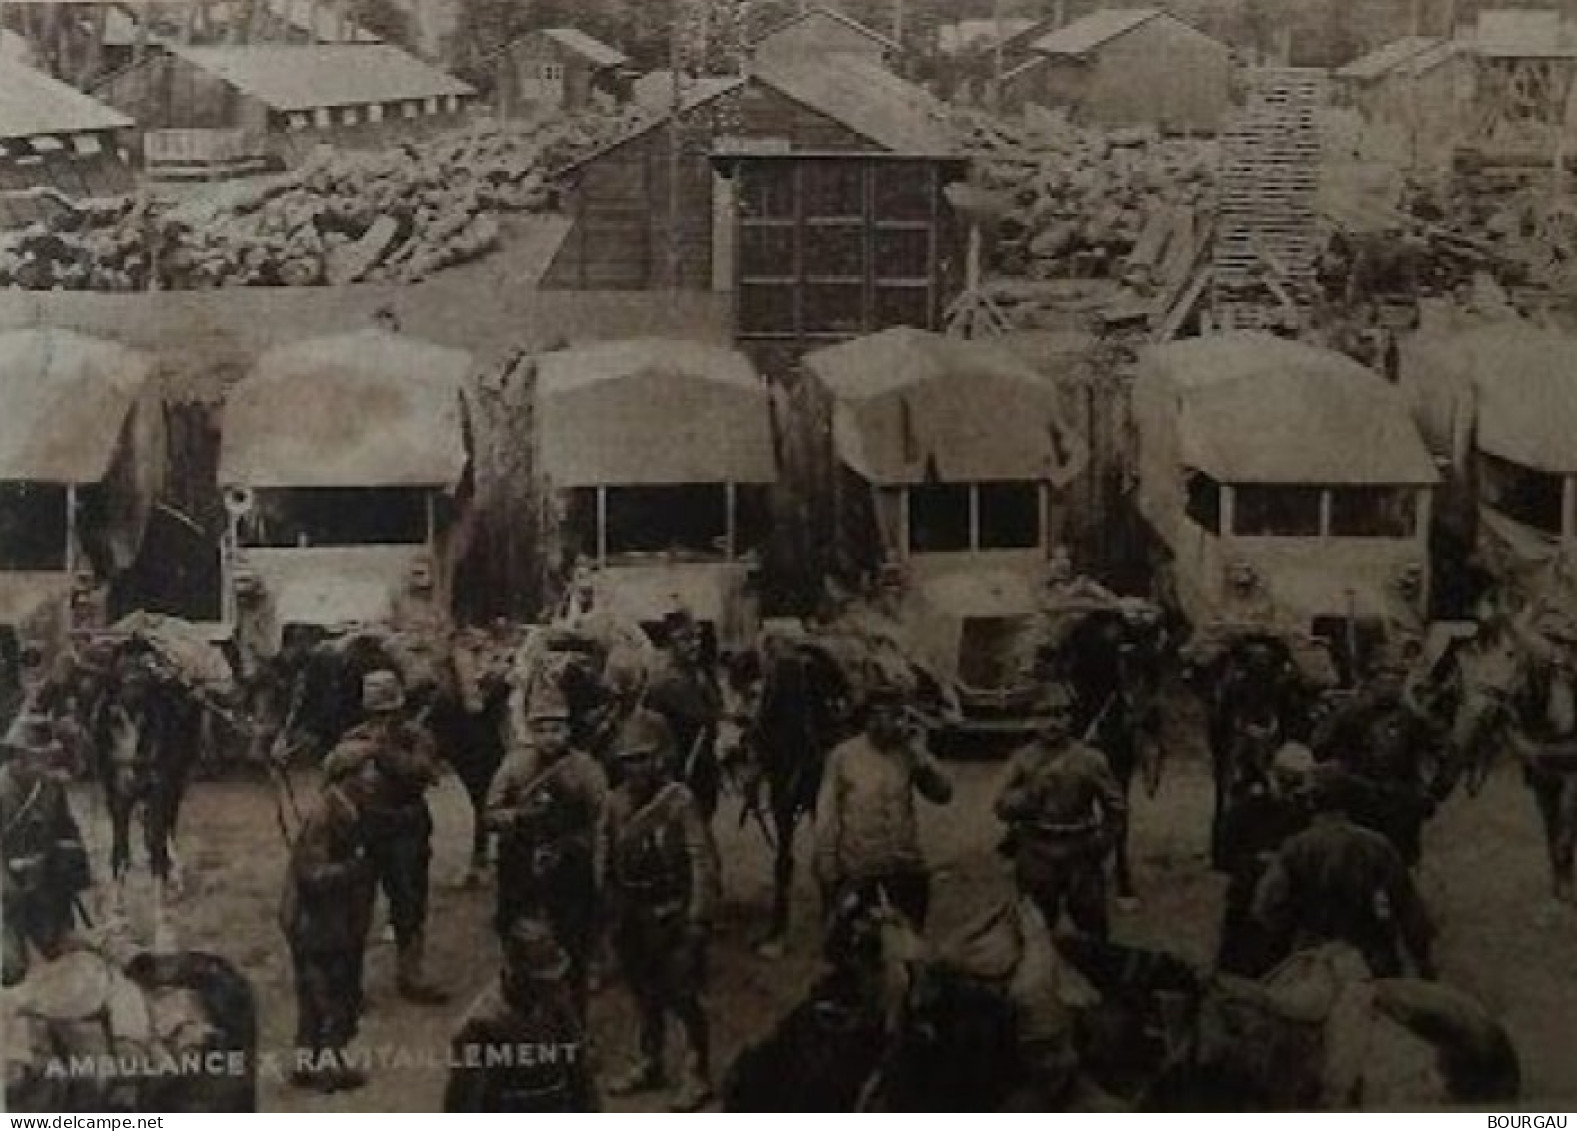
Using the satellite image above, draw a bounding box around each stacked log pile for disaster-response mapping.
[0,113,630,291]
[960,109,1218,284]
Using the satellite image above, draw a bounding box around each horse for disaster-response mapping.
[722,631,855,953]
[1190,633,1315,870]
[1050,603,1170,901]
[1058,937,1519,1110]
[3,941,257,1113]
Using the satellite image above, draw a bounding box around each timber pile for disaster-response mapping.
[0,113,626,291]
[960,108,1217,285]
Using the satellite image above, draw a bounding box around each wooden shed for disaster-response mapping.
[496,27,631,118]
[1333,36,1439,114]
[96,42,476,170]
[751,4,899,68]
[543,51,966,326]
[1006,8,1233,134]
[0,59,133,228]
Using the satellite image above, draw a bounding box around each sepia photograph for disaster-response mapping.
[0,0,1572,1114]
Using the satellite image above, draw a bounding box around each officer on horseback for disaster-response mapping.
[486,680,608,1016]
[320,669,450,1004]
[601,709,720,1111]
[644,607,724,822]
[994,682,1126,939]
[1,713,91,986]
[1252,763,1437,979]
[814,677,953,929]
[444,918,599,1112]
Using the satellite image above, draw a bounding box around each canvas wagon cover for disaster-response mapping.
[536,339,775,486]
[219,330,472,489]
[1137,332,1437,485]
[805,328,1084,485]
[0,329,157,484]
[1405,322,1577,475]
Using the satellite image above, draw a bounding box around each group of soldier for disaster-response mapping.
[2,589,1453,1113]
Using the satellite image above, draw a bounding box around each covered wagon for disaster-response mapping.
[1134,332,1438,685]
[804,328,1087,732]
[218,329,476,670]
[534,338,776,653]
[0,330,163,711]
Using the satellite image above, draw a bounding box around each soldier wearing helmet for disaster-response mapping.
[994,681,1125,939]
[444,918,598,1112]
[813,675,953,931]
[486,679,608,1017]
[1215,742,1316,976]
[320,668,449,1004]
[1,713,91,986]
[601,709,720,1111]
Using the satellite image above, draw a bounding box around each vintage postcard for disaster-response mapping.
[0,0,1566,1114]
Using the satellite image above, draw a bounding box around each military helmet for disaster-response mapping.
[613,708,674,762]
[361,669,406,714]
[526,679,572,724]
[1,713,62,761]
[503,918,571,981]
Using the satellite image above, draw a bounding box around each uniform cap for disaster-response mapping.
[1,713,62,760]
[613,708,674,761]
[503,918,571,981]
[362,669,406,713]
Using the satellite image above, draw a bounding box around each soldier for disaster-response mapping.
[644,607,724,822]
[814,680,954,929]
[320,669,450,1004]
[486,679,608,1015]
[1253,764,1437,979]
[1215,742,1315,976]
[1,714,91,987]
[601,709,720,1112]
[444,918,599,1112]
[281,753,380,1092]
[994,682,1125,939]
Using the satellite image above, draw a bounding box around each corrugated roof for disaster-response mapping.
[1030,8,1161,57]
[1140,333,1437,485]
[170,44,472,112]
[0,330,155,482]
[754,4,901,54]
[938,18,1038,55]
[539,27,629,68]
[0,59,132,141]
[752,53,958,154]
[537,339,774,486]
[220,330,473,488]
[1408,323,1577,474]
[805,328,1080,484]
[1335,36,1440,82]
[1476,9,1577,58]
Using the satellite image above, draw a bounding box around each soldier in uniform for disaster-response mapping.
[994,683,1126,939]
[644,608,723,821]
[1253,764,1437,979]
[320,669,450,1003]
[486,680,608,1016]
[1,714,91,986]
[601,710,720,1112]
[281,753,380,1092]
[814,680,954,929]
[1215,742,1315,976]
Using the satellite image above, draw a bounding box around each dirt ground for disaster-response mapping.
[71,697,1577,1112]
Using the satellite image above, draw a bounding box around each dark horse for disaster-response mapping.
[1053,606,1171,901]
[723,632,855,952]
[259,626,514,881]
[5,946,258,1113]
[1191,633,1314,870]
